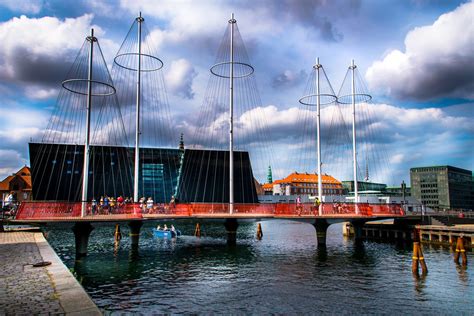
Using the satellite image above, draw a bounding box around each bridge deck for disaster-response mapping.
[6,201,405,224]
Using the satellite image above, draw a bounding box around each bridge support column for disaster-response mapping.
[128,221,143,248]
[224,219,239,245]
[72,222,94,258]
[313,219,330,247]
[351,220,366,243]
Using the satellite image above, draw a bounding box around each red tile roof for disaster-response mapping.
[280,172,341,184]
[0,166,32,191]
[0,175,14,191]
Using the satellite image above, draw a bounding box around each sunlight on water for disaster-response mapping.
[46,220,473,314]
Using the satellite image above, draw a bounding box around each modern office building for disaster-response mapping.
[341,181,387,194]
[410,165,473,210]
[384,186,411,197]
[29,143,258,204]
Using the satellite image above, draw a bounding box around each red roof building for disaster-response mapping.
[0,166,32,203]
[262,171,343,196]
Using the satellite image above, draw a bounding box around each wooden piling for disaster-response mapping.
[194,223,201,237]
[114,224,122,242]
[412,242,420,275]
[418,242,428,274]
[256,223,263,240]
[454,236,467,266]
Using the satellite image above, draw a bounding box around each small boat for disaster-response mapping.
[152,228,181,238]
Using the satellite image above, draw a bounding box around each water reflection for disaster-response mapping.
[316,246,327,262]
[413,273,427,296]
[45,220,473,314]
[456,264,468,285]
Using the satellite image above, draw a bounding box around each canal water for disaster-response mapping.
[46,220,473,314]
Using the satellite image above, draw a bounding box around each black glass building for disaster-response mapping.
[29,143,258,203]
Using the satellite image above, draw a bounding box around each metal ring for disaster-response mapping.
[299,93,337,106]
[210,61,254,78]
[114,53,164,72]
[61,79,116,96]
[337,93,372,104]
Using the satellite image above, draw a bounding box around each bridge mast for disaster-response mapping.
[229,13,235,214]
[315,58,323,213]
[81,29,96,217]
[350,59,358,208]
[337,59,372,210]
[299,58,336,216]
[210,15,254,213]
[133,12,144,203]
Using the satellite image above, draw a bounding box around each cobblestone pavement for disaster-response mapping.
[0,232,65,315]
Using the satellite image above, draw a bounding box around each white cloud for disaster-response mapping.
[183,101,473,183]
[0,14,107,98]
[0,149,28,179]
[0,14,97,59]
[165,59,197,99]
[24,86,58,100]
[0,105,49,179]
[366,1,474,100]
[0,0,42,14]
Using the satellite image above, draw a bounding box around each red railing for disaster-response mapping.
[15,201,142,220]
[273,203,404,217]
[15,201,404,220]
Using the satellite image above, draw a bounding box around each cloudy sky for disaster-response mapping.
[0,0,473,185]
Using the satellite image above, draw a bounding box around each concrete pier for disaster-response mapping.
[418,225,474,248]
[72,222,94,258]
[128,221,143,247]
[351,220,366,243]
[0,230,100,315]
[224,219,239,245]
[313,219,330,247]
[361,221,414,242]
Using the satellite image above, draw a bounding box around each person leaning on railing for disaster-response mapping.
[91,198,97,215]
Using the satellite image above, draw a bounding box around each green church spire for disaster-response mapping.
[267,165,273,183]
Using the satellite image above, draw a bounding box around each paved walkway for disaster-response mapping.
[0,230,101,315]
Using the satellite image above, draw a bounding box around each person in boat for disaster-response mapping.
[156,224,161,230]
[170,225,176,233]
[163,224,168,231]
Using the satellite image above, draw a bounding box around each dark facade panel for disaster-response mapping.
[29,143,182,203]
[29,143,133,201]
[176,149,258,203]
